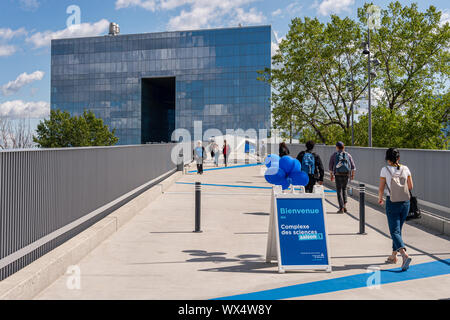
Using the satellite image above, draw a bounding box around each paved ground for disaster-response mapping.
[35,161,450,300]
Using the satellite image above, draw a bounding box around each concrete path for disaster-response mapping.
[35,163,450,300]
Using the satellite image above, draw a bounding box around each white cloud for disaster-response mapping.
[166,0,264,31]
[0,45,17,57]
[2,71,45,96]
[441,9,450,26]
[0,27,27,40]
[19,0,40,11]
[115,0,265,30]
[270,2,302,19]
[316,0,354,16]
[115,0,157,11]
[0,100,49,118]
[286,1,302,15]
[272,9,282,17]
[0,28,26,57]
[26,19,110,48]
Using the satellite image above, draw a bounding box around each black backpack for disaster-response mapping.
[406,191,421,221]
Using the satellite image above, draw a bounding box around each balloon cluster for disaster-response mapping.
[264,154,309,190]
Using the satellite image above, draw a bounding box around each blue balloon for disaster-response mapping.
[279,156,296,174]
[265,167,286,185]
[264,154,280,168]
[281,179,291,190]
[290,159,301,174]
[290,171,310,186]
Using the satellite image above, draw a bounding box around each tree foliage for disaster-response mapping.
[33,110,119,148]
[260,1,449,149]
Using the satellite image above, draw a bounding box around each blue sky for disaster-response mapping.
[0,0,448,125]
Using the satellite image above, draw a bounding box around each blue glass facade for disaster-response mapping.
[51,26,272,145]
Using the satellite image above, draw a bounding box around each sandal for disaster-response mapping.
[385,256,398,264]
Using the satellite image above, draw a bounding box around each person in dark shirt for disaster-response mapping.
[329,142,356,213]
[296,141,325,193]
[279,142,290,157]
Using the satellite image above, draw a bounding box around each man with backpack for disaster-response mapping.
[329,142,356,213]
[296,141,325,193]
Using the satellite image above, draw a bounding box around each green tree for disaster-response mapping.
[260,1,449,149]
[34,110,118,148]
[260,15,369,143]
[354,92,449,149]
[358,2,450,111]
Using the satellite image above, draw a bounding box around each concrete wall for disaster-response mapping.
[0,144,178,280]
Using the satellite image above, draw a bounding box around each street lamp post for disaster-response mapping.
[367,29,372,148]
[364,4,381,148]
[346,75,355,146]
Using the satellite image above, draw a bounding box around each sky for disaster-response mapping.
[0,0,448,126]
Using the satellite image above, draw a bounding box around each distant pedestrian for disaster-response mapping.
[279,142,290,157]
[193,141,206,175]
[210,140,220,167]
[296,141,324,193]
[223,140,231,167]
[329,142,356,213]
[259,141,266,162]
[378,148,413,271]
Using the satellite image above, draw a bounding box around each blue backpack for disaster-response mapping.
[335,152,351,174]
[301,152,315,175]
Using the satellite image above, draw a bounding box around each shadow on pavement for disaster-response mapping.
[243,212,270,216]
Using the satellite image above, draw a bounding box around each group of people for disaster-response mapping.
[279,141,414,271]
[192,140,231,174]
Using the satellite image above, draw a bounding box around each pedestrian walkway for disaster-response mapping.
[35,164,450,300]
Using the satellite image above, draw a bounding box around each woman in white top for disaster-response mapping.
[378,148,414,271]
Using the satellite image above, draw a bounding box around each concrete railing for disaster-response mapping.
[0,144,178,281]
[269,144,450,218]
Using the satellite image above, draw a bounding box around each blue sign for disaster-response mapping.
[276,198,329,266]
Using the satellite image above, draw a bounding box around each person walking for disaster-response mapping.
[223,140,231,167]
[259,141,266,163]
[210,140,220,167]
[296,141,324,193]
[329,142,356,213]
[378,148,413,271]
[193,140,206,175]
[279,142,290,157]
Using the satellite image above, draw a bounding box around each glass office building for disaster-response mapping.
[51,25,272,145]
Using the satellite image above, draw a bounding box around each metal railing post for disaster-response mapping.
[359,184,367,235]
[194,182,202,233]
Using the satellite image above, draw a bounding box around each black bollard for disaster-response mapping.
[359,184,367,235]
[194,182,202,233]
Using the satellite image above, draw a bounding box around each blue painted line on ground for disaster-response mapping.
[176,182,337,193]
[215,259,450,300]
[188,163,262,173]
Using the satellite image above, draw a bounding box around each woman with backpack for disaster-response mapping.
[378,148,414,271]
[296,141,324,193]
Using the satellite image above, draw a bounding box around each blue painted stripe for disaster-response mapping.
[215,259,450,300]
[177,182,272,190]
[176,182,337,193]
[188,163,262,173]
